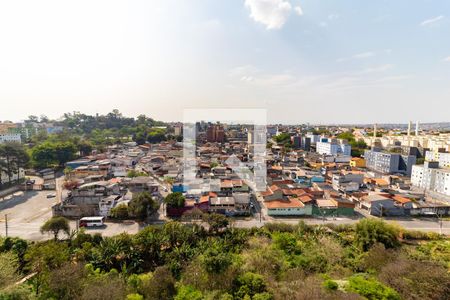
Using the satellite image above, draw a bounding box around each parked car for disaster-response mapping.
[46,193,56,198]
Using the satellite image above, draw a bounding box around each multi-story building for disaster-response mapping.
[306,133,321,144]
[206,124,225,143]
[411,161,450,196]
[0,133,21,143]
[425,151,450,168]
[291,135,311,151]
[316,138,351,156]
[364,148,416,176]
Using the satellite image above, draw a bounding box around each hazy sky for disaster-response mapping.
[1,0,449,124]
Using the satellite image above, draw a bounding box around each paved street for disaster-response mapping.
[1,185,449,241]
[0,190,58,240]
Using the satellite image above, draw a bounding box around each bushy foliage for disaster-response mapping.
[40,217,70,240]
[128,192,158,221]
[164,192,185,208]
[2,219,448,300]
[345,275,400,300]
[354,219,400,251]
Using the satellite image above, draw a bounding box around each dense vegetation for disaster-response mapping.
[0,143,30,188]
[1,219,449,300]
[14,110,170,169]
[336,132,368,157]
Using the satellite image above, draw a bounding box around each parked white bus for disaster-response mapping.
[79,216,105,228]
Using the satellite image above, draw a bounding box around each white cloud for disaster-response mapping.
[328,13,339,20]
[353,51,375,59]
[420,15,444,26]
[443,56,450,62]
[294,6,303,16]
[363,64,393,73]
[244,0,293,29]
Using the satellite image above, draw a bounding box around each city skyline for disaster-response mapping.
[1,0,450,124]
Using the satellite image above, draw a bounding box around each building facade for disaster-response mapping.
[206,124,225,143]
[364,149,416,176]
[0,133,21,144]
[411,161,450,196]
[316,139,351,156]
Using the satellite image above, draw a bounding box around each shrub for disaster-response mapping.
[354,219,400,251]
[378,256,450,300]
[345,275,400,300]
[110,204,129,220]
[323,279,338,291]
[175,285,203,300]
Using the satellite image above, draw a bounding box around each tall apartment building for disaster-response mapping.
[364,148,416,176]
[411,161,450,196]
[206,124,225,143]
[425,151,450,168]
[316,138,351,156]
[291,135,311,151]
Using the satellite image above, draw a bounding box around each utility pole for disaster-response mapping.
[4,214,8,237]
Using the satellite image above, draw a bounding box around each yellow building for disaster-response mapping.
[350,157,365,168]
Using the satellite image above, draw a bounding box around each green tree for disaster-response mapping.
[345,275,400,300]
[31,141,77,168]
[128,192,158,221]
[142,266,176,300]
[203,213,229,234]
[0,142,30,185]
[354,219,400,251]
[175,285,203,300]
[0,252,19,290]
[40,217,70,240]
[110,204,129,220]
[234,272,269,300]
[164,192,185,208]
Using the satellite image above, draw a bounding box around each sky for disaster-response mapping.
[0,0,449,124]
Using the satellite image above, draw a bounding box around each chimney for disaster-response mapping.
[415,121,419,136]
[373,124,377,138]
[407,121,412,137]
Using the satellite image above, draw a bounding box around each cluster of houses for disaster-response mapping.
[53,143,163,218]
[52,122,450,220]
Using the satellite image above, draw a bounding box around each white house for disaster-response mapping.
[0,133,21,144]
[316,139,351,156]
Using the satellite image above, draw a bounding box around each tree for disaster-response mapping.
[40,217,70,240]
[234,272,269,300]
[128,192,158,221]
[164,192,185,208]
[31,141,77,168]
[0,252,19,290]
[110,204,129,220]
[378,256,450,300]
[175,285,203,300]
[354,219,400,251]
[78,140,93,156]
[0,142,30,185]
[203,213,229,233]
[142,266,176,300]
[201,247,232,274]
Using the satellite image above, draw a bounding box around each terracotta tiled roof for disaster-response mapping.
[392,195,411,204]
[265,198,304,209]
